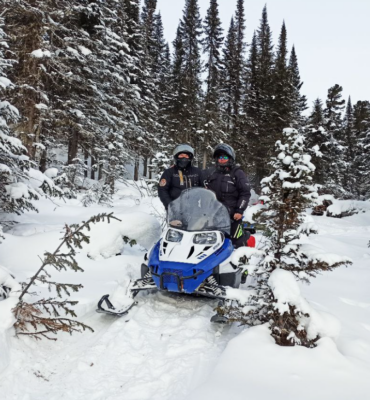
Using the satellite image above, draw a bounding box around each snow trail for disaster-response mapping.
[0,291,240,400]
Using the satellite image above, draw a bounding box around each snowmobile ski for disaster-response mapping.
[96,294,137,317]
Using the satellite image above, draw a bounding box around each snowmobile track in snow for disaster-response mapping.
[0,292,242,400]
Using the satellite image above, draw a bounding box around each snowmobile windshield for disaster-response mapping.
[168,188,231,234]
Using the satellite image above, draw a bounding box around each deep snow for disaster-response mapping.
[0,183,370,400]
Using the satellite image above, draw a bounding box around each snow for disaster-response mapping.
[0,77,12,89]
[189,325,370,400]
[78,45,92,56]
[0,193,370,399]
[283,155,293,165]
[35,103,48,110]
[31,49,52,58]
[5,182,30,199]
[81,212,161,259]
[44,168,59,179]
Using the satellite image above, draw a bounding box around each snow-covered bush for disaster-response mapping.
[220,128,352,348]
[81,182,113,207]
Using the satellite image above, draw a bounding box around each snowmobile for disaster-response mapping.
[97,188,254,323]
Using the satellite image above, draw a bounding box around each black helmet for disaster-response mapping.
[213,143,236,161]
[173,143,194,170]
[213,143,235,172]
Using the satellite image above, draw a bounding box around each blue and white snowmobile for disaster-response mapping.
[97,188,247,322]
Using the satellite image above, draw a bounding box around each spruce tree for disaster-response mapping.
[201,0,224,167]
[219,128,351,347]
[273,21,291,131]
[305,98,328,186]
[168,26,186,142]
[289,46,307,123]
[353,101,370,198]
[323,84,346,193]
[252,5,275,188]
[232,0,247,146]
[341,97,357,195]
[221,17,237,139]
[178,0,203,145]
[0,14,38,217]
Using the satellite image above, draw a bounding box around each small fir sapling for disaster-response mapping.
[81,182,114,207]
[13,213,120,340]
[218,128,351,348]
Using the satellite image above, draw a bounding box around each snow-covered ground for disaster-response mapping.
[0,185,370,400]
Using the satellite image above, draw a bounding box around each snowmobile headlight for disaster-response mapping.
[193,232,217,245]
[166,229,183,243]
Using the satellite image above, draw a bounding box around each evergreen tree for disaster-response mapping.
[353,101,370,198]
[272,22,292,131]
[250,5,275,188]
[221,17,237,139]
[341,97,357,195]
[168,0,203,147]
[0,15,38,217]
[220,0,246,150]
[178,0,203,145]
[305,98,327,185]
[289,46,307,122]
[323,84,346,193]
[168,26,187,142]
[219,129,351,347]
[201,0,224,167]
[232,0,247,145]
[242,31,259,171]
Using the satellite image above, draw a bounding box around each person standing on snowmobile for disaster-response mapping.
[204,144,251,248]
[158,144,203,210]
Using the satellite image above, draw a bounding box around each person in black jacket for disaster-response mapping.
[204,144,251,248]
[158,144,203,210]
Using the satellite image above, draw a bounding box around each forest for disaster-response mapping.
[1,0,369,215]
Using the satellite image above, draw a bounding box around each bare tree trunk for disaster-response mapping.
[134,158,139,181]
[39,149,47,172]
[84,148,89,178]
[149,157,152,180]
[67,127,79,165]
[143,156,148,177]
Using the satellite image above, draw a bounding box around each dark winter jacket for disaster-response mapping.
[158,165,203,209]
[204,165,251,216]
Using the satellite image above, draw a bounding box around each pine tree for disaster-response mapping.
[353,101,370,198]
[250,5,275,188]
[289,46,307,123]
[201,0,225,167]
[0,14,38,217]
[341,97,357,195]
[220,0,246,150]
[305,98,327,185]
[167,26,187,142]
[272,22,292,132]
[323,84,346,194]
[218,128,351,347]
[232,0,247,145]
[221,17,237,139]
[242,31,259,179]
[169,0,203,147]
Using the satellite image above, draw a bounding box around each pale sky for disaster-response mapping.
[155,0,370,111]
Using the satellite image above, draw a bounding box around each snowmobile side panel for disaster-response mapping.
[219,269,242,288]
[148,238,234,294]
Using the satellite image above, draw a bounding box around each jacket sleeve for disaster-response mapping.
[158,169,173,210]
[235,169,251,214]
